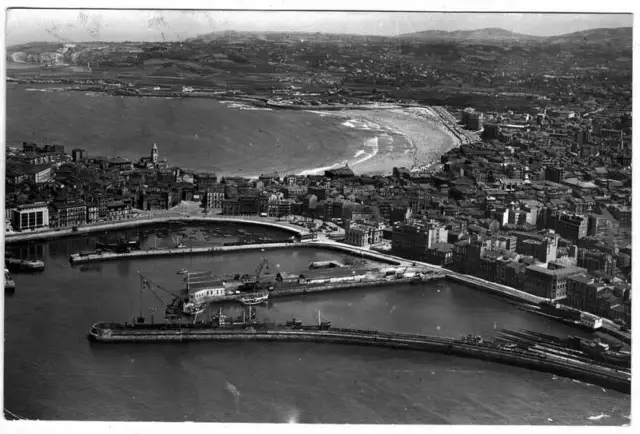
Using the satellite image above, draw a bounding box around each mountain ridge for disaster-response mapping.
[7,26,632,49]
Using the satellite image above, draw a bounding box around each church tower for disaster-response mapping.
[151,143,158,164]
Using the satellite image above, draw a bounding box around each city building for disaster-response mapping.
[392,219,448,261]
[566,274,604,314]
[49,200,87,229]
[523,265,587,300]
[203,187,225,209]
[10,202,50,232]
[552,212,588,241]
[345,222,384,248]
[544,167,565,184]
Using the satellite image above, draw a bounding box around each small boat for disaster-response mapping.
[176,269,188,275]
[176,243,187,248]
[238,292,269,306]
[6,258,45,272]
[4,267,16,292]
[182,302,206,316]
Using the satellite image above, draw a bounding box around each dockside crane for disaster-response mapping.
[137,271,183,321]
[255,258,271,281]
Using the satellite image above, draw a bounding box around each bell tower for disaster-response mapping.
[151,143,158,164]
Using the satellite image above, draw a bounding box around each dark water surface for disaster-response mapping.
[3,227,631,424]
[5,85,389,177]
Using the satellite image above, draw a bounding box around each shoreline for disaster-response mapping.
[7,81,467,178]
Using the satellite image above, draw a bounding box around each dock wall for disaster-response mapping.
[445,274,546,305]
[94,328,630,394]
[69,243,403,266]
[5,215,310,244]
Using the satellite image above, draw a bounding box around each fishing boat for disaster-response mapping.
[5,267,16,292]
[238,291,269,306]
[6,258,45,272]
[182,301,206,316]
[176,269,188,275]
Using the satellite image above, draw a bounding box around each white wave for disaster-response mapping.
[587,413,610,421]
[240,107,274,111]
[305,110,331,117]
[341,118,382,131]
[297,160,345,176]
[350,136,379,167]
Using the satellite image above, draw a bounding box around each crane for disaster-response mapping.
[255,258,271,281]
[138,271,182,320]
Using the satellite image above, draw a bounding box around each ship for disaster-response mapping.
[566,335,631,368]
[238,291,269,306]
[96,235,141,253]
[4,267,16,293]
[88,306,332,343]
[6,258,45,272]
[519,301,602,331]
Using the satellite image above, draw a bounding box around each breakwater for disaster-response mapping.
[89,326,630,394]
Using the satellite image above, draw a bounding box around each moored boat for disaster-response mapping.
[5,267,16,292]
[6,258,45,272]
[182,301,206,316]
[238,291,269,306]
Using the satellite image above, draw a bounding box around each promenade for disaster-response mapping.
[4,212,330,244]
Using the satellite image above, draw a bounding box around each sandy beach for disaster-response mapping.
[330,106,463,176]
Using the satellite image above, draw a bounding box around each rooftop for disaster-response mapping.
[527,265,587,277]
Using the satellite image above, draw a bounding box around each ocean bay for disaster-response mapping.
[6,85,427,177]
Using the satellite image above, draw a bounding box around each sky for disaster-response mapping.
[5,9,633,46]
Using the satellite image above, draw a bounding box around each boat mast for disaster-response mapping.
[139,274,143,319]
[318,309,321,326]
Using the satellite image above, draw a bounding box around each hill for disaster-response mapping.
[400,28,542,43]
[546,27,632,47]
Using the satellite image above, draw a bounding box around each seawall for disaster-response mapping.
[91,328,630,394]
[445,274,545,305]
[69,242,403,266]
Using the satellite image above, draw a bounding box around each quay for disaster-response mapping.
[89,326,630,394]
[67,241,553,307]
[68,242,403,266]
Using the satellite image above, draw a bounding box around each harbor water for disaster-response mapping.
[3,226,631,424]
